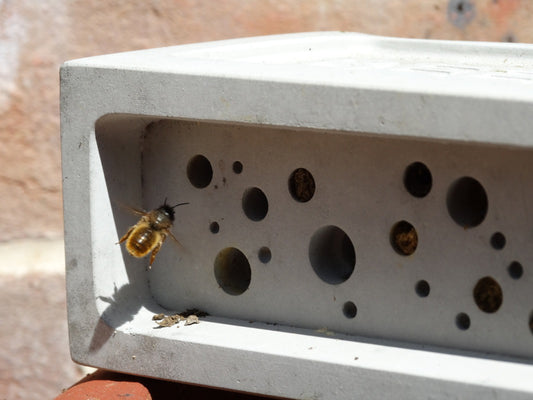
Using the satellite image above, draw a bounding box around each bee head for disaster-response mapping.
[159,199,189,222]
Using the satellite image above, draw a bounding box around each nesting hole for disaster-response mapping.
[309,226,356,285]
[529,312,533,335]
[415,280,430,297]
[258,246,272,264]
[473,276,503,313]
[242,187,268,221]
[232,161,243,174]
[209,221,220,234]
[490,232,506,250]
[343,301,357,319]
[187,154,213,188]
[404,162,432,198]
[214,247,251,296]
[456,312,471,330]
[447,176,488,228]
[390,220,418,256]
[508,261,523,280]
[289,168,316,202]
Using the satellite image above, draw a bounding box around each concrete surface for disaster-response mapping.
[2,0,533,241]
[0,239,90,400]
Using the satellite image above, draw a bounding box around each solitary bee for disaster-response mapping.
[118,200,189,268]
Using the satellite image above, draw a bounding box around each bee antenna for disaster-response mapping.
[171,202,189,209]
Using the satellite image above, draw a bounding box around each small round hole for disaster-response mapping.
[490,232,506,250]
[390,220,418,256]
[456,312,471,330]
[289,168,316,203]
[473,276,503,313]
[508,261,523,280]
[415,280,430,297]
[343,301,357,319]
[187,154,213,188]
[447,176,488,228]
[232,161,243,174]
[309,225,356,285]
[258,247,272,264]
[209,221,220,234]
[242,187,268,221]
[214,247,251,296]
[404,162,432,198]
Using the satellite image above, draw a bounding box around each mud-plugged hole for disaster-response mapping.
[343,301,357,319]
[209,221,220,234]
[404,162,432,198]
[214,247,251,295]
[258,246,272,264]
[187,154,213,188]
[473,276,503,313]
[447,176,488,228]
[490,232,506,250]
[415,280,430,297]
[242,187,268,221]
[289,168,316,202]
[456,312,471,330]
[390,220,418,256]
[309,226,355,285]
[508,261,523,280]
[232,161,243,174]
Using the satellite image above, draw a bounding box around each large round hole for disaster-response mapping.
[473,276,503,313]
[242,187,268,221]
[404,162,432,198]
[288,168,316,202]
[309,226,356,285]
[456,312,471,330]
[447,176,488,228]
[209,221,220,234]
[187,154,213,188]
[214,247,251,296]
[390,220,418,256]
[343,301,357,319]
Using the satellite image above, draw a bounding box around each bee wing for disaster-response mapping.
[114,200,147,216]
[168,231,186,252]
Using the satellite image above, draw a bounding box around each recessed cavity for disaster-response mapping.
[508,261,523,280]
[343,301,357,319]
[473,276,503,313]
[214,247,251,296]
[209,221,220,234]
[490,232,506,250]
[187,154,213,188]
[258,246,272,264]
[232,161,243,174]
[415,280,430,297]
[404,162,432,198]
[289,168,316,202]
[390,220,418,256]
[242,187,268,221]
[456,312,471,330]
[309,225,356,285]
[447,176,488,228]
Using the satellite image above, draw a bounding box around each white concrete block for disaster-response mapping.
[61,32,533,399]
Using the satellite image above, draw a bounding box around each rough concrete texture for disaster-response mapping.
[1,0,533,241]
[0,239,90,399]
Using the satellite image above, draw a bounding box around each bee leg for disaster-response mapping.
[148,241,164,269]
[117,226,134,245]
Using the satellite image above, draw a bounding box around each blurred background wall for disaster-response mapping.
[1,0,533,399]
[0,0,532,241]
